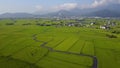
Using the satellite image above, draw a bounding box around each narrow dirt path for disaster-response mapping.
[32,34,98,68]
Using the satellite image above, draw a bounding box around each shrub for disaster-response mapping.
[6,23,14,25]
[112,30,120,34]
[36,23,41,25]
[22,23,31,25]
[106,34,117,38]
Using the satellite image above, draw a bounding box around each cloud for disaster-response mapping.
[91,0,120,8]
[53,3,78,11]
[79,0,120,9]
[35,5,43,11]
[34,0,120,14]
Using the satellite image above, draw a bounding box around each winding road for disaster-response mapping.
[32,34,98,68]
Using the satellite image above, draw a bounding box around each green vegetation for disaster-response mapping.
[0,18,120,68]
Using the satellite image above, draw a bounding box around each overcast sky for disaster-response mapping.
[0,0,120,14]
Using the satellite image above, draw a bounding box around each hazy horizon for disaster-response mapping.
[0,0,120,14]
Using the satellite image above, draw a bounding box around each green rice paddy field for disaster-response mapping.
[0,19,120,68]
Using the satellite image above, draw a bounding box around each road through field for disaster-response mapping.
[32,34,98,68]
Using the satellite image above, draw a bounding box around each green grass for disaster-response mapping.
[68,39,85,53]
[48,52,93,66]
[54,37,79,51]
[0,19,120,68]
[81,40,94,56]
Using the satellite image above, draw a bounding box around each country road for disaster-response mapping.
[32,34,98,68]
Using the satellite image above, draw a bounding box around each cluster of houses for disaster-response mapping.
[88,20,116,29]
[66,22,83,27]
[34,18,117,30]
[99,21,116,29]
[55,20,117,30]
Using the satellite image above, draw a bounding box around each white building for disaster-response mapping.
[100,26,106,29]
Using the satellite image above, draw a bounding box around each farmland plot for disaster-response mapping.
[54,37,79,51]
[45,37,66,48]
[36,52,92,68]
[0,19,120,68]
[68,39,85,53]
[95,48,120,68]
[81,40,94,56]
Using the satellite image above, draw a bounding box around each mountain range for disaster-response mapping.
[0,4,120,18]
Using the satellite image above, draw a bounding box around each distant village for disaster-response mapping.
[49,18,118,30]
[1,17,119,30]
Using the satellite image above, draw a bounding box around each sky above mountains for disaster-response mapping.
[0,0,120,14]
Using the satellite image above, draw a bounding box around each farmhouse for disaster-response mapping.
[90,22,95,25]
[100,25,110,29]
[100,26,106,29]
[67,23,75,26]
[107,20,116,26]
